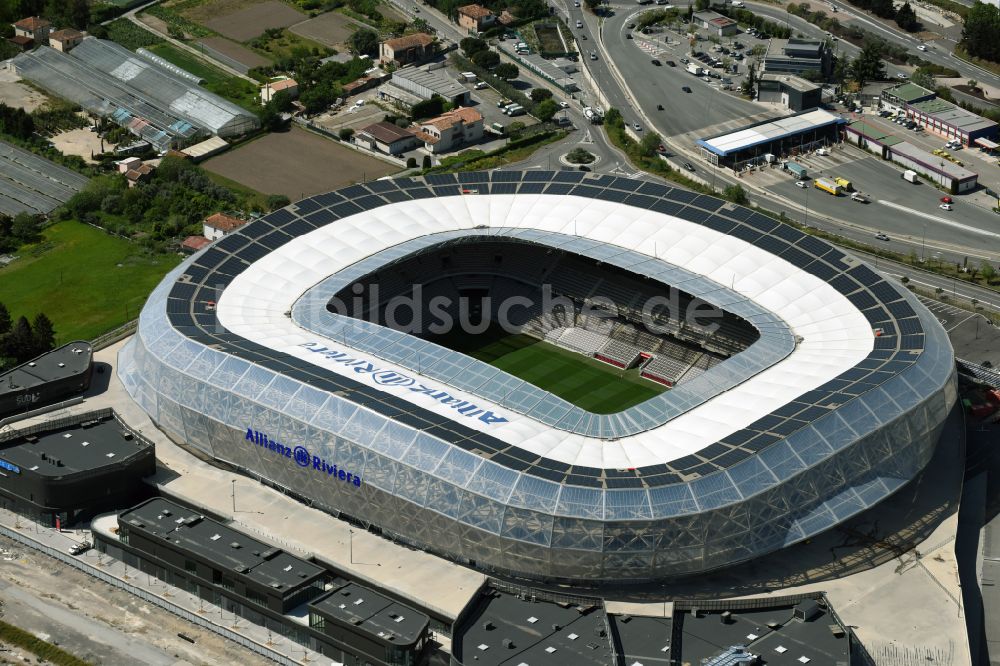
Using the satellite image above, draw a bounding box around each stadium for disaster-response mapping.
[118,170,957,583]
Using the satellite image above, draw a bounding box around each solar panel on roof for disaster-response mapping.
[828,274,858,295]
[283,219,316,236]
[331,202,363,218]
[896,317,922,335]
[425,174,458,186]
[744,213,779,233]
[594,188,629,203]
[406,187,434,199]
[886,300,915,319]
[669,454,702,470]
[553,171,585,183]
[313,191,346,206]
[869,281,903,302]
[239,244,271,262]
[544,183,573,195]
[754,237,790,254]
[795,235,829,257]
[713,449,751,468]
[531,467,566,482]
[779,246,812,269]
[432,186,456,197]
[524,170,556,181]
[609,177,642,191]
[517,182,545,194]
[215,256,248,276]
[699,442,730,459]
[847,291,877,310]
[605,477,644,489]
[381,190,412,204]
[637,182,670,197]
[771,224,803,243]
[490,170,520,182]
[564,475,602,487]
[729,225,763,244]
[294,198,322,215]
[667,189,697,204]
[570,185,604,199]
[650,199,683,216]
[687,462,721,476]
[490,182,517,195]
[700,215,738,234]
[353,195,383,211]
[803,260,837,281]
[679,207,711,224]
[624,193,657,209]
[364,179,397,193]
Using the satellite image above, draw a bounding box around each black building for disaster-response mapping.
[0,408,155,526]
[0,341,93,418]
[757,73,822,112]
[94,497,430,666]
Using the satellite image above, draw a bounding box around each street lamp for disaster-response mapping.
[921,221,927,262]
[349,528,354,564]
[231,479,236,513]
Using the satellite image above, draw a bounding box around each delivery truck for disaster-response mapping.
[834,177,852,191]
[902,170,918,183]
[814,177,842,195]
[686,62,703,76]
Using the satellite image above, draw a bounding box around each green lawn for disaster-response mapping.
[429,326,665,413]
[146,43,261,111]
[0,222,180,344]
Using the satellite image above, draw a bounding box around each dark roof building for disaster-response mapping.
[0,408,155,526]
[692,10,739,36]
[97,496,432,666]
[763,38,832,76]
[0,341,92,418]
[355,121,419,155]
[757,73,822,112]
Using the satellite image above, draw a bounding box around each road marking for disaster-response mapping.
[947,312,978,332]
[876,200,1000,240]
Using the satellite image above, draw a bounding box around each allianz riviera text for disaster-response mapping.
[245,428,362,487]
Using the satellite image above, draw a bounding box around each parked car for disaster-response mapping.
[896,72,908,79]
[939,203,953,211]
[627,22,636,28]
[474,81,488,90]
[559,101,569,108]
[651,58,661,65]
[633,123,642,131]
[666,60,676,67]
[69,542,92,556]
[682,86,692,93]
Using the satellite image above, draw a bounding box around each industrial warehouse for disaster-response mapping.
[12,37,259,151]
[117,171,957,583]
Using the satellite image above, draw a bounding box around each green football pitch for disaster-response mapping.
[427,327,665,414]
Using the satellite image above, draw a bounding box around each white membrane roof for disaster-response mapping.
[215,194,874,469]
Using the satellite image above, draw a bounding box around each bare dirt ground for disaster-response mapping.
[50,128,106,164]
[0,70,49,112]
[202,0,305,41]
[196,36,271,68]
[136,11,172,35]
[0,535,271,666]
[289,12,362,48]
[203,125,399,199]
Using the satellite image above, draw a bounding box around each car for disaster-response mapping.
[917,44,928,51]
[574,0,580,5]
[680,57,689,64]
[633,123,642,131]
[559,101,569,108]
[682,86,692,93]
[940,196,953,204]
[896,72,908,79]
[733,41,744,49]
[666,60,676,67]
[581,33,587,39]
[875,232,890,241]
[939,203,953,211]
[795,180,809,188]
[627,33,633,39]
[651,58,661,65]
[576,20,583,27]
[683,162,696,172]
[627,22,636,28]
[69,542,92,556]
[590,50,598,60]
[474,81,488,90]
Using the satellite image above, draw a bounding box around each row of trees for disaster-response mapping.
[0,213,41,253]
[0,304,55,370]
[461,38,519,78]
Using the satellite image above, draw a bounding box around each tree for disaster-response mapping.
[10,213,38,244]
[0,303,10,337]
[3,316,33,363]
[962,2,1000,63]
[406,157,417,168]
[695,0,710,10]
[535,98,559,121]
[411,95,445,120]
[724,184,750,205]
[982,260,997,284]
[869,0,895,19]
[348,28,379,56]
[530,88,553,102]
[31,313,54,355]
[911,68,935,90]
[494,63,519,80]
[566,148,595,164]
[639,131,662,157]
[967,78,979,90]
[266,194,291,210]
[850,41,886,88]
[339,127,355,141]
[472,49,500,69]
[422,155,432,168]
[461,37,488,57]
[741,63,757,98]
[894,2,919,31]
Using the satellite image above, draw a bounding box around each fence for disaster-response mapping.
[486,576,602,608]
[0,522,306,666]
[91,318,138,351]
[957,358,1000,387]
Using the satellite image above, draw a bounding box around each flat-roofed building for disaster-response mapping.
[94,496,431,666]
[880,83,998,146]
[697,108,845,169]
[382,66,470,109]
[763,38,832,77]
[0,341,93,417]
[0,409,154,527]
[692,10,739,36]
[757,73,822,111]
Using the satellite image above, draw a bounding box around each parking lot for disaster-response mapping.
[920,296,1000,366]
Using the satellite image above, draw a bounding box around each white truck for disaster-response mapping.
[902,170,918,183]
[686,62,703,76]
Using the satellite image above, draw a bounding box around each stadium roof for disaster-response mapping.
[214,183,875,468]
[697,109,845,157]
[0,140,89,216]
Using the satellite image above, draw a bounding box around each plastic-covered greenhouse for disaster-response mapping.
[14,38,258,150]
[118,171,958,583]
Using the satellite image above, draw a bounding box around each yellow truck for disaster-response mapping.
[814,177,842,195]
[834,177,852,191]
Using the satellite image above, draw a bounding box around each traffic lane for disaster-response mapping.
[764,176,998,260]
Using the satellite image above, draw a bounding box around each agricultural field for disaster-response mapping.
[201,1,305,41]
[429,326,665,413]
[289,12,363,48]
[0,222,180,343]
[195,37,270,70]
[203,126,399,200]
